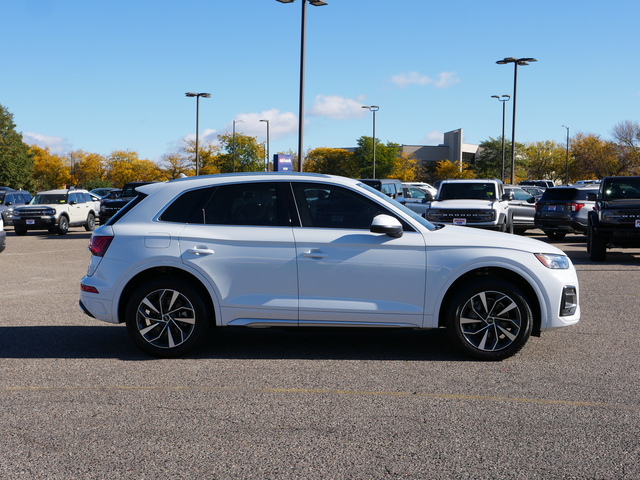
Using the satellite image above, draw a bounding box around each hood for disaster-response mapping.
[430,199,498,208]
[428,224,565,255]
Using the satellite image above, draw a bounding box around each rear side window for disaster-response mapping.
[159,187,213,224]
[203,182,287,226]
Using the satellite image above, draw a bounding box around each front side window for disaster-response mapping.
[292,182,394,230]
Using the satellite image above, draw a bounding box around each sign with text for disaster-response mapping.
[274,154,294,172]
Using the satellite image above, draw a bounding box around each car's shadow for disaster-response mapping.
[0,325,468,362]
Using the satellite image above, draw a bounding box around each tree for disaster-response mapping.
[213,133,265,173]
[352,136,402,179]
[106,150,164,186]
[389,151,419,181]
[611,120,640,174]
[0,104,35,190]
[571,133,620,179]
[160,152,194,180]
[31,145,72,190]
[522,140,567,184]
[303,147,357,176]
[69,150,109,189]
[435,160,475,180]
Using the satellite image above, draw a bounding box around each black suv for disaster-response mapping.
[587,176,640,261]
[534,186,598,240]
[99,182,153,224]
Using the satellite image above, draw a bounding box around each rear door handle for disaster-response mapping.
[186,247,215,256]
[302,249,327,259]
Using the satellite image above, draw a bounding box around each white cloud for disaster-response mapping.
[391,71,460,89]
[424,130,444,145]
[22,132,72,155]
[227,109,298,140]
[308,95,367,120]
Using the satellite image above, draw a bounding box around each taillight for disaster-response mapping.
[89,235,114,257]
[570,203,585,212]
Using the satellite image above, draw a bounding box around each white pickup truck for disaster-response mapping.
[425,179,512,232]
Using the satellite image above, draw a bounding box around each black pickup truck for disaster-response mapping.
[587,176,640,261]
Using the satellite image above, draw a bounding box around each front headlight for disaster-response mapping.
[535,253,571,269]
[601,210,615,222]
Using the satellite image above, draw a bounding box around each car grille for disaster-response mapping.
[16,208,52,217]
[430,210,493,223]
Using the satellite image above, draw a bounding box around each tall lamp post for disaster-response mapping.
[232,119,244,172]
[362,105,380,178]
[185,92,211,176]
[562,125,570,185]
[496,57,537,184]
[491,95,511,182]
[276,0,328,172]
[260,119,270,172]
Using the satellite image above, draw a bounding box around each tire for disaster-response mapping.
[445,278,533,361]
[544,230,566,241]
[125,278,211,358]
[84,213,96,231]
[589,225,607,262]
[14,227,27,236]
[57,216,69,235]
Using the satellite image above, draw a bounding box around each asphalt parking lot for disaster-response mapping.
[1,227,639,479]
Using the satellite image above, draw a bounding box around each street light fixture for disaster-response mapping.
[260,119,270,172]
[232,119,244,173]
[562,125,570,185]
[496,57,537,184]
[491,95,511,182]
[276,0,328,172]
[185,92,211,176]
[362,105,380,178]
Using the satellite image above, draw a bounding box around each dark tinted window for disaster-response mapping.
[292,182,395,230]
[159,187,213,224]
[540,188,579,202]
[203,183,286,226]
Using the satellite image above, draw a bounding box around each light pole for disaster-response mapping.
[496,57,537,184]
[362,105,380,178]
[491,95,511,182]
[232,119,243,173]
[276,0,328,172]
[562,125,570,185]
[185,92,211,176]
[260,119,270,172]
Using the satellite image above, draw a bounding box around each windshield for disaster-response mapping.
[439,182,497,201]
[602,178,640,200]
[357,182,438,231]
[32,194,67,205]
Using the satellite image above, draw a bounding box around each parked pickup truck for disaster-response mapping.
[587,176,640,261]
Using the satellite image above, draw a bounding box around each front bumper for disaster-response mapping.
[13,216,57,230]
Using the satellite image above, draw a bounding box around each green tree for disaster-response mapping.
[353,136,402,179]
[0,104,35,190]
[303,147,357,176]
[216,133,265,173]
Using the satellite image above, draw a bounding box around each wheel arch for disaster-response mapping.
[117,266,217,327]
[438,266,542,336]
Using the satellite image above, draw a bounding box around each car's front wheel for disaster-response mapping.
[588,225,607,262]
[57,216,69,235]
[125,278,211,357]
[445,278,533,360]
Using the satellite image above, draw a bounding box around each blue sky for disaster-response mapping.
[3,0,639,165]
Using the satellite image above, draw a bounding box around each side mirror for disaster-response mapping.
[502,193,512,201]
[370,214,403,238]
[527,197,536,204]
[421,193,433,203]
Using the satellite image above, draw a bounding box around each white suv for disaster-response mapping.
[13,189,99,235]
[79,173,580,360]
[426,179,512,232]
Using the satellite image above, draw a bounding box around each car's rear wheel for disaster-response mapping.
[125,278,211,357]
[84,213,96,231]
[544,230,566,241]
[57,216,69,235]
[446,278,533,360]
